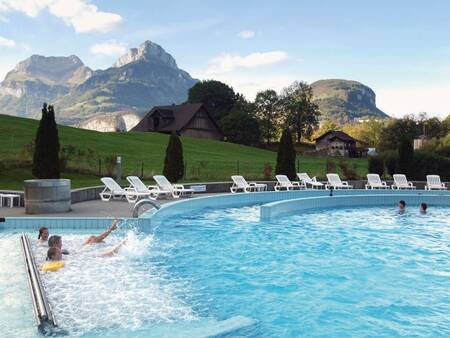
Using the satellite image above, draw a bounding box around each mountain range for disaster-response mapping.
[0,41,197,125]
[0,41,388,130]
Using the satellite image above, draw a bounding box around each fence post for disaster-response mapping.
[98,159,102,176]
[297,159,300,173]
[140,161,144,178]
[237,160,240,174]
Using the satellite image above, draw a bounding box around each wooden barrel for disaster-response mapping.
[24,179,71,214]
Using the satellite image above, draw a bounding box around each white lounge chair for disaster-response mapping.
[325,173,353,189]
[297,173,324,189]
[274,175,303,191]
[425,175,447,190]
[99,177,129,201]
[126,176,158,202]
[230,175,267,193]
[153,175,194,199]
[365,174,389,189]
[392,174,416,189]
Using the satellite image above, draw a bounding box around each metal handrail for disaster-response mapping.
[20,233,58,333]
[132,198,161,218]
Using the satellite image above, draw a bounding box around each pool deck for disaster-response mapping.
[0,194,217,218]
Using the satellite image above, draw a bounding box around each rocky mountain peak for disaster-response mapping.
[6,54,91,86]
[113,40,178,69]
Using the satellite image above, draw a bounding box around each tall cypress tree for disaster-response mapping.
[163,132,184,182]
[396,136,414,176]
[32,103,60,179]
[275,129,297,180]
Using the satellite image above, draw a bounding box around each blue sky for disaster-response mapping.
[0,0,449,117]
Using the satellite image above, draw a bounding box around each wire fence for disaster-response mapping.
[63,158,332,181]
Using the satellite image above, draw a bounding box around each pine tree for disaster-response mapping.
[163,132,185,182]
[275,129,297,180]
[396,136,414,176]
[32,103,60,179]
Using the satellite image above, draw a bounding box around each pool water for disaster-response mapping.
[152,206,450,337]
[1,205,449,337]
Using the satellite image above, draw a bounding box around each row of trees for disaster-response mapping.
[187,80,320,146]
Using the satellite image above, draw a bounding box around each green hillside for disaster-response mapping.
[0,114,367,190]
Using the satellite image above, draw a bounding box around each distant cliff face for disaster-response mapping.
[311,79,389,123]
[78,112,141,132]
[0,41,197,125]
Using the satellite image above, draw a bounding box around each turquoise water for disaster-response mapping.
[152,206,450,337]
[1,205,449,337]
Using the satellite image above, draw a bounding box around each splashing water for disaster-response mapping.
[34,228,197,336]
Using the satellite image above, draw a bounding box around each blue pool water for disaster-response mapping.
[152,205,450,337]
[1,205,449,337]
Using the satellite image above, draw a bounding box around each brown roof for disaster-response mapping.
[315,130,361,143]
[131,103,223,135]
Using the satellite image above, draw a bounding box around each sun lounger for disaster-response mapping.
[365,174,389,189]
[325,173,353,189]
[392,174,416,189]
[297,173,324,189]
[425,175,447,190]
[99,177,130,201]
[126,176,158,202]
[153,175,194,199]
[230,175,267,193]
[274,175,303,191]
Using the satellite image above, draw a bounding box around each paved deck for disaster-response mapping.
[0,194,217,218]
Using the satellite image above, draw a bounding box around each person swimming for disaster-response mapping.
[37,227,49,246]
[42,247,65,272]
[398,200,406,214]
[48,235,70,255]
[420,202,428,214]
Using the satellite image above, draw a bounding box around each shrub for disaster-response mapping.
[411,151,450,181]
[337,159,359,180]
[163,133,185,182]
[396,136,414,176]
[368,155,384,176]
[104,155,117,177]
[263,163,273,180]
[32,103,60,179]
[382,151,397,177]
[275,129,296,180]
[326,159,336,173]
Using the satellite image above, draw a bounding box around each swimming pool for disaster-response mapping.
[149,205,450,337]
[1,195,450,336]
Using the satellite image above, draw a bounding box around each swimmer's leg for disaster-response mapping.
[84,220,119,245]
[100,239,127,257]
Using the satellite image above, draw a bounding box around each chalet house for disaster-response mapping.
[131,103,224,140]
[315,130,366,157]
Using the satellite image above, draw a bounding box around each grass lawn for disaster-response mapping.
[0,114,367,190]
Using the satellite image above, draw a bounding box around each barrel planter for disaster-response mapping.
[24,179,71,214]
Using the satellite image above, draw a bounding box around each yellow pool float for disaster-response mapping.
[42,260,65,272]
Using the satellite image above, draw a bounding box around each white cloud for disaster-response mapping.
[0,35,15,47]
[377,85,450,118]
[194,69,297,100]
[90,41,127,56]
[206,51,288,74]
[0,0,122,33]
[238,30,255,39]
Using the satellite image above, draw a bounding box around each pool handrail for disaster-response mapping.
[20,233,58,333]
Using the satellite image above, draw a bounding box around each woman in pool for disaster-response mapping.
[38,219,120,248]
[37,227,49,246]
